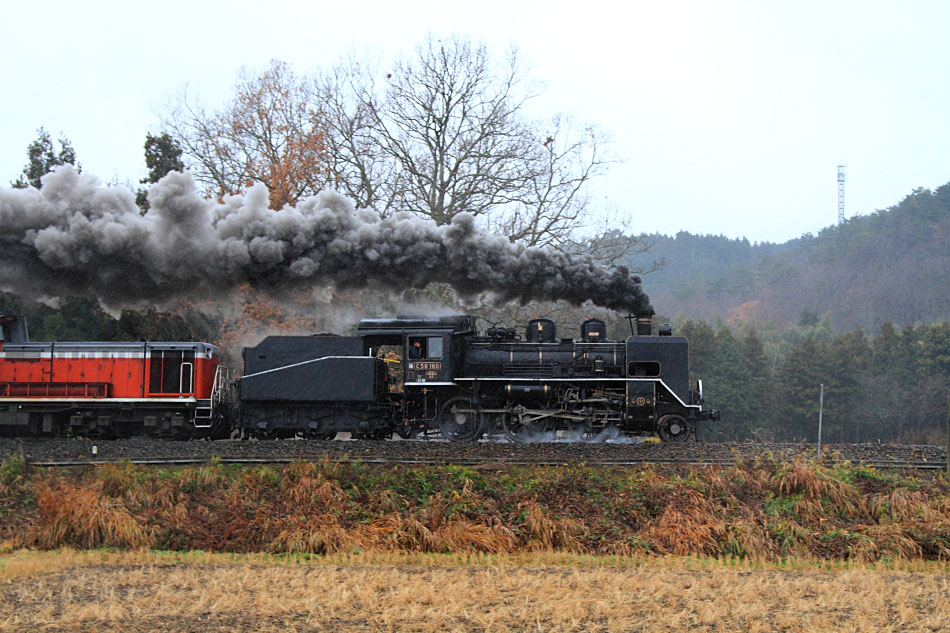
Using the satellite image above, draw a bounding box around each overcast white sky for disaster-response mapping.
[2,0,948,243]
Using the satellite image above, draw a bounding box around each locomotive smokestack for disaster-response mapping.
[0,167,653,315]
[636,310,653,336]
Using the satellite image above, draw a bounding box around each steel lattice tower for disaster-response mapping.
[837,165,847,224]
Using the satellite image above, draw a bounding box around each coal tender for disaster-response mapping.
[237,312,719,442]
[238,335,394,439]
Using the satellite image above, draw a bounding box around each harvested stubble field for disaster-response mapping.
[2,455,950,631]
[1,551,950,632]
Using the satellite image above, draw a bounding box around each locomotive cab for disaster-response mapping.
[357,316,476,388]
[357,316,477,438]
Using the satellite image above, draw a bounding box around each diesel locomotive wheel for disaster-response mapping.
[438,398,484,443]
[657,414,690,443]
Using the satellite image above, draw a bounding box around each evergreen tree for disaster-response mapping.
[706,327,759,440]
[739,327,772,438]
[863,321,912,441]
[873,321,903,375]
[916,322,950,385]
[775,336,828,441]
[798,309,819,327]
[678,319,716,377]
[136,132,186,211]
[826,329,871,442]
[11,127,78,188]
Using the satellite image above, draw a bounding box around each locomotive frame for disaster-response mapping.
[240,312,719,442]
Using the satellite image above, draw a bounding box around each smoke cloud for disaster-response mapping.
[0,167,652,314]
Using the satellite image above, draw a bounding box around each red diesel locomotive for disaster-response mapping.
[0,314,230,438]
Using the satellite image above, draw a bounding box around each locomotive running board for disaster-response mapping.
[452,377,701,410]
[405,382,458,387]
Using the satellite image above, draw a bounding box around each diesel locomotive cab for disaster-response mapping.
[0,312,230,439]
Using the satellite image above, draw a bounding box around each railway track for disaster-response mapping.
[5,438,946,470]
[22,455,947,470]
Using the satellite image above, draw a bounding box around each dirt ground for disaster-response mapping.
[1,551,949,632]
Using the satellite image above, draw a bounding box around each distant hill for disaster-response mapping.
[626,182,950,330]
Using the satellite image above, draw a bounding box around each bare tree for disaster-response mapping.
[314,57,405,215]
[162,60,331,209]
[316,36,626,247]
[490,114,608,247]
[161,38,657,273]
[316,37,537,223]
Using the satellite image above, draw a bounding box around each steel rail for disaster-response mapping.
[22,455,945,470]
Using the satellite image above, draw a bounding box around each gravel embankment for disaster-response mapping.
[1,437,944,465]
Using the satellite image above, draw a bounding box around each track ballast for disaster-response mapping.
[4,438,946,470]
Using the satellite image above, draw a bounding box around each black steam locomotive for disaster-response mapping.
[239,311,719,442]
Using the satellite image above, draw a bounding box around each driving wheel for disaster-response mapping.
[438,397,484,442]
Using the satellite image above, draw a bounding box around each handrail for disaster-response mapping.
[179,362,194,395]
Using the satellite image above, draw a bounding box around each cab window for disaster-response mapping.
[628,361,661,377]
[408,337,426,359]
[408,336,443,359]
[427,336,443,359]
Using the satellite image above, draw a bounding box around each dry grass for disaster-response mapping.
[433,518,518,553]
[522,500,583,551]
[850,523,924,561]
[31,482,152,549]
[871,487,947,523]
[5,457,950,563]
[2,550,950,632]
[774,457,865,518]
[369,514,441,552]
[268,514,356,555]
[645,489,727,556]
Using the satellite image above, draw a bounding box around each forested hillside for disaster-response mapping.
[629,182,950,331]
[682,317,950,444]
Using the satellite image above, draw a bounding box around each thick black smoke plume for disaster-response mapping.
[0,167,652,314]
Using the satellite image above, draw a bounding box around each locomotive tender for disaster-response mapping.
[239,311,719,442]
